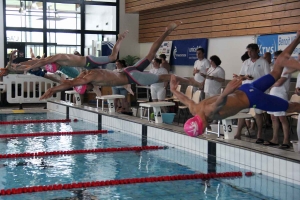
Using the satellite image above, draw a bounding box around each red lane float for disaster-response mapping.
[0,130,108,139]
[245,172,254,177]
[0,119,71,125]
[0,172,243,196]
[0,146,165,159]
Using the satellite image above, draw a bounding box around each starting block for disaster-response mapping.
[96,95,125,113]
[206,112,252,139]
[139,102,175,123]
[65,90,81,105]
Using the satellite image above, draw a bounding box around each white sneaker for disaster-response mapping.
[244,129,256,136]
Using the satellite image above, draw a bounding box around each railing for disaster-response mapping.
[1,74,60,104]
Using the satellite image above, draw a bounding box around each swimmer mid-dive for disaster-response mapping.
[170,29,300,137]
[13,30,129,74]
[0,50,62,83]
[39,21,203,100]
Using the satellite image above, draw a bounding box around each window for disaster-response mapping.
[3,0,119,64]
[85,34,116,56]
[6,1,44,28]
[7,31,43,43]
[47,32,80,45]
[47,45,81,55]
[25,45,44,58]
[85,5,116,31]
[46,3,81,30]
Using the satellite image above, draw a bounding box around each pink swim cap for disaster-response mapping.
[184,115,204,137]
[74,85,87,94]
[45,63,58,73]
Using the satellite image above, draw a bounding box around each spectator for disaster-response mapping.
[150,58,168,102]
[112,59,132,112]
[241,51,250,62]
[193,48,210,100]
[202,55,225,99]
[264,51,291,149]
[263,52,273,72]
[234,43,270,142]
[159,54,171,73]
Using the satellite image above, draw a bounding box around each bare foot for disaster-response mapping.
[165,21,183,33]
[118,30,129,40]
[234,135,241,140]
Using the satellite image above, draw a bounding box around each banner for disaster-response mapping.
[156,41,173,63]
[170,38,208,66]
[257,33,300,58]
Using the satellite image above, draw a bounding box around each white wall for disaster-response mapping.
[119,0,140,59]
[207,35,256,80]
[0,1,4,67]
[140,36,256,79]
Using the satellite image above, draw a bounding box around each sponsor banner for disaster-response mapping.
[156,41,172,63]
[257,33,300,58]
[170,38,208,66]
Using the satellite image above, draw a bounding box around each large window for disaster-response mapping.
[46,2,81,30]
[85,5,116,31]
[3,0,119,65]
[6,1,43,28]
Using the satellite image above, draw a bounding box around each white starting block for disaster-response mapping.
[96,95,125,113]
[65,90,82,105]
[206,112,252,139]
[139,102,175,123]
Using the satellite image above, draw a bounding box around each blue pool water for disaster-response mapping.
[0,113,299,200]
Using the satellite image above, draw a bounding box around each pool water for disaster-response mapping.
[0,113,298,200]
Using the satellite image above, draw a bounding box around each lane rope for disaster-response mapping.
[0,130,113,138]
[0,146,165,159]
[0,172,244,196]
[0,119,71,125]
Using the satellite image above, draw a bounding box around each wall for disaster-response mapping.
[133,0,300,43]
[119,0,140,59]
[140,35,256,79]
[0,0,4,67]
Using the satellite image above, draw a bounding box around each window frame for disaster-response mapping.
[3,0,119,66]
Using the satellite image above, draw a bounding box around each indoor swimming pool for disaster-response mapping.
[0,112,299,200]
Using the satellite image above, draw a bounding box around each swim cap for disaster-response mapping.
[45,63,58,73]
[74,85,87,94]
[184,115,204,137]
[0,68,8,76]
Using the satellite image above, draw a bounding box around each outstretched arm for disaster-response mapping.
[40,73,96,100]
[209,78,243,115]
[23,54,65,71]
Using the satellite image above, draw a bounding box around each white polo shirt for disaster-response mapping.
[194,58,210,83]
[269,67,291,100]
[150,67,168,88]
[204,66,225,95]
[239,57,270,84]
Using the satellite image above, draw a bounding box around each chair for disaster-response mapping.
[174,85,193,102]
[165,85,181,101]
[286,94,300,134]
[177,90,201,124]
